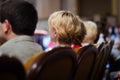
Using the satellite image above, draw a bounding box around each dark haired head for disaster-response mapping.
[0,0,38,35]
[0,55,26,80]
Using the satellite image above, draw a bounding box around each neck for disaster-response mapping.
[7,32,23,40]
[56,41,71,47]
[83,40,94,44]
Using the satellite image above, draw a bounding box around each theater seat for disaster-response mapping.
[27,47,77,80]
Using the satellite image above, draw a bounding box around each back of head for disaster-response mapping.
[0,0,38,35]
[83,21,98,43]
[0,55,26,80]
[48,11,86,45]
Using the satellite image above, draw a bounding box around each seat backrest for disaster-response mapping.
[109,40,114,52]
[90,41,111,80]
[24,53,41,72]
[0,55,26,80]
[74,45,98,80]
[97,42,105,52]
[27,47,77,80]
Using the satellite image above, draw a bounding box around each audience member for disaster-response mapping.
[0,0,43,63]
[0,55,26,80]
[97,32,105,45]
[82,21,98,47]
[48,10,86,52]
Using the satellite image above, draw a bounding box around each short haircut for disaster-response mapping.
[48,11,86,44]
[83,21,98,43]
[0,55,26,80]
[0,0,38,35]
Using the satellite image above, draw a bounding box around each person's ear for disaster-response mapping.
[2,19,11,34]
[53,28,57,37]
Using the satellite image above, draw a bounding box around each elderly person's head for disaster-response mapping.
[48,11,86,46]
[82,21,98,44]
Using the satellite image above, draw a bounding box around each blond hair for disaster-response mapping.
[48,11,86,45]
[83,21,98,43]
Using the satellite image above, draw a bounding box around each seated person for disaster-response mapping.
[25,11,86,70]
[0,0,43,63]
[82,21,99,47]
[48,10,86,52]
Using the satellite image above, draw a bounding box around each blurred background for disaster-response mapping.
[25,0,119,31]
